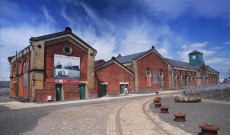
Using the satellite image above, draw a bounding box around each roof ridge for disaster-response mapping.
[164,58,191,65]
[119,51,146,58]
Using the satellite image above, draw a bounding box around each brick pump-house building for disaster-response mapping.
[95,46,219,96]
[8,27,97,101]
[95,58,134,96]
[8,27,219,100]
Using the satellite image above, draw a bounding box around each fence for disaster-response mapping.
[0,88,10,96]
[180,83,230,101]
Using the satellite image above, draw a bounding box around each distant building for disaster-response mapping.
[95,46,219,95]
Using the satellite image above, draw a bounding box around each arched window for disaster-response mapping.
[173,73,177,88]
[159,71,164,88]
[12,64,16,77]
[22,59,28,87]
[184,73,188,86]
[18,61,21,75]
[146,68,152,88]
[22,59,28,74]
[202,71,206,85]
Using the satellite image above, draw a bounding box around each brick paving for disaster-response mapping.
[119,99,168,135]
[0,91,193,135]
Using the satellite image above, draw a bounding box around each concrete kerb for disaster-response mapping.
[0,90,179,109]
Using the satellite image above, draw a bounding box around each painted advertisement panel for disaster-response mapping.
[54,54,80,80]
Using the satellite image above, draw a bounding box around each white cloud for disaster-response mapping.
[224,41,230,45]
[71,26,117,61]
[178,41,217,62]
[156,39,171,58]
[182,41,208,49]
[139,0,230,24]
[42,6,56,25]
[119,22,157,55]
[141,0,188,19]
[206,58,226,64]
[0,23,56,81]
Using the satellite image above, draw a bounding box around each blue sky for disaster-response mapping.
[0,0,230,81]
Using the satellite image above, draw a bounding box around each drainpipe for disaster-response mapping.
[171,66,174,90]
[16,51,19,97]
[28,44,34,102]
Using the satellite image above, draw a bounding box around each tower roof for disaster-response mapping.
[188,50,203,55]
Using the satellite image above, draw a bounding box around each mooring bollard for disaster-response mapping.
[155,96,161,100]
[174,112,186,122]
[199,123,220,135]
[155,103,161,108]
[153,99,160,103]
[160,106,169,113]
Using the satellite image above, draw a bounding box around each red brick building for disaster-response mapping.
[95,58,134,96]
[8,28,219,100]
[8,27,97,101]
[113,46,219,93]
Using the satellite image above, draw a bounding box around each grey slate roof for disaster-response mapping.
[163,58,200,70]
[115,49,218,73]
[188,50,203,55]
[206,66,219,73]
[116,52,146,64]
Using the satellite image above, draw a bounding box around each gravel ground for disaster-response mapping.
[150,97,230,135]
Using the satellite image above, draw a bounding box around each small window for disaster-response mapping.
[153,73,158,84]
[63,45,73,55]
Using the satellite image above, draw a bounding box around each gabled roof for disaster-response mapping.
[94,59,106,67]
[188,50,203,55]
[206,66,219,73]
[116,52,145,64]
[30,27,96,51]
[95,58,134,75]
[164,58,199,70]
[116,46,168,64]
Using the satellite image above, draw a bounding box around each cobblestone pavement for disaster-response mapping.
[1,92,192,135]
[150,96,230,135]
[106,95,191,135]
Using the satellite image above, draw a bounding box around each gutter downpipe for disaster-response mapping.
[16,51,19,97]
[171,66,174,90]
[28,43,34,102]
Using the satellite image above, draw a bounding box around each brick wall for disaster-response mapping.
[42,40,88,100]
[10,54,31,98]
[136,51,169,91]
[96,61,134,96]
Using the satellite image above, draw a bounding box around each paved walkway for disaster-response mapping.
[1,90,194,135]
[0,91,178,109]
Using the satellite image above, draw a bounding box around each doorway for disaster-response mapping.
[120,83,128,94]
[101,84,107,96]
[79,83,86,99]
[55,84,62,101]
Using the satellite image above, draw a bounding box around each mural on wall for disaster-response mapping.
[54,54,80,79]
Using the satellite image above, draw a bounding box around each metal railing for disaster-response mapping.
[180,83,230,101]
[0,88,10,96]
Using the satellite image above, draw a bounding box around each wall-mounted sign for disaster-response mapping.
[54,54,80,79]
